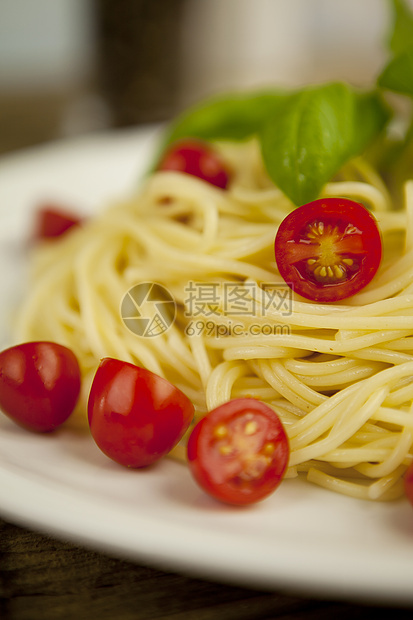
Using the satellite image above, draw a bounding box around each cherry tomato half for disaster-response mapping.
[187,398,289,505]
[158,139,230,189]
[274,197,382,302]
[0,341,81,432]
[34,205,82,239]
[88,358,194,468]
[404,462,413,508]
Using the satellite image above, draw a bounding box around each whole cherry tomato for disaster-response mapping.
[88,358,194,468]
[404,461,413,507]
[158,139,230,189]
[34,204,81,239]
[274,197,382,302]
[0,341,81,432]
[187,398,289,505]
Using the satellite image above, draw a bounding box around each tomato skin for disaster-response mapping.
[404,462,413,507]
[158,139,230,189]
[35,205,81,239]
[187,398,289,505]
[0,342,81,432]
[88,358,194,468]
[274,197,382,302]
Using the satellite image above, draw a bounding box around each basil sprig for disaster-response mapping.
[158,0,413,206]
[162,85,389,206]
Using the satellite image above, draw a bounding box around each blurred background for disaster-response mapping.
[0,0,405,156]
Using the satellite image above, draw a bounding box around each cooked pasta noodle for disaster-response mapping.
[15,139,413,501]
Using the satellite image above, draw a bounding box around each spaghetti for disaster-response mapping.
[16,139,413,501]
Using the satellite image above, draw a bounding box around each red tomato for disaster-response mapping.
[0,341,81,432]
[158,139,230,189]
[404,462,413,507]
[35,205,81,239]
[88,358,194,468]
[274,197,382,302]
[187,398,289,505]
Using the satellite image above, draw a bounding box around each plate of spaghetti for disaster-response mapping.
[1,73,413,604]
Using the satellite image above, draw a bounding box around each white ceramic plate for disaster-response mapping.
[0,128,413,606]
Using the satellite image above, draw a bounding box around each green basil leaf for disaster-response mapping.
[351,90,392,154]
[387,0,413,55]
[163,90,287,144]
[378,47,413,96]
[259,83,389,206]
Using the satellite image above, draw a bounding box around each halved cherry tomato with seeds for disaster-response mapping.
[274,197,382,302]
[0,341,81,432]
[187,398,289,505]
[88,358,194,468]
[158,139,230,189]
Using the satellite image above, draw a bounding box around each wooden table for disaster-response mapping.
[1,517,412,620]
